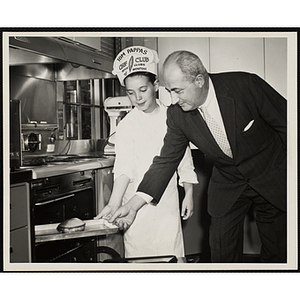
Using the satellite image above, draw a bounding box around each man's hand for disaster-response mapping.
[109,194,147,230]
[109,204,137,230]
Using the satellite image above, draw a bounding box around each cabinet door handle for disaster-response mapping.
[35,194,75,206]
[92,58,102,65]
[73,178,91,187]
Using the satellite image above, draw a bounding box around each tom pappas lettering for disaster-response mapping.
[126,47,148,55]
[116,51,126,62]
[116,47,148,63]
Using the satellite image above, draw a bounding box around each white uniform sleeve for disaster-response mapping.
[113,120,134,182]
[177,146,198,186]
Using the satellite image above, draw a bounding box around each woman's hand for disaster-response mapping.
[181,195,194,220]
[94,175,131,221]
[94,204,118,220]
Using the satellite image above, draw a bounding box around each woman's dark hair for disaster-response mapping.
[124,72,157,85]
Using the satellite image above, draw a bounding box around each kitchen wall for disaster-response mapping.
[158,37,287,102]
[157,36,287,256]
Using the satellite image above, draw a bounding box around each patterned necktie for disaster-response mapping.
[200,106,233,158]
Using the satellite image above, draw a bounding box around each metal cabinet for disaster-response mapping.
[64,36,116,61]
[10,182,31,262]
[95,167,124,261]
[95,167,114,212]
[71,37,101,50]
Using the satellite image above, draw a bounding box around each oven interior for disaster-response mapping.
[32,171,96,262]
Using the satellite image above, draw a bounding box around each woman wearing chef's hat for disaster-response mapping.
[96,46,198,258]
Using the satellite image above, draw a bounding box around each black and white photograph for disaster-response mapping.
[2,29,298,275]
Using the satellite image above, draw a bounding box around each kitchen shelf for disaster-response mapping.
[22,123,58,131]
[35,219,118,243]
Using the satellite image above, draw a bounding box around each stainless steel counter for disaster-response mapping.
[19,156,115,179]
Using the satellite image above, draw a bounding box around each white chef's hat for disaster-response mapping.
[112,46,159,86]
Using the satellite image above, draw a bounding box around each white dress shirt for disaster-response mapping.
[198,78,229,139]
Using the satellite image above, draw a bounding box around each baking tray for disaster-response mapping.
[35,219,118,243]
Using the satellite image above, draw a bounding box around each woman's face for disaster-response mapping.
[125,74,158,113]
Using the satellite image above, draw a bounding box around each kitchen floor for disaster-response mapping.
[186,253,261,263]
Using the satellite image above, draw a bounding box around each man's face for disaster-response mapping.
[163,64,206,111]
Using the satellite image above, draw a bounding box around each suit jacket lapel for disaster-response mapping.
[212,75,236,157]
[188,108,230,158]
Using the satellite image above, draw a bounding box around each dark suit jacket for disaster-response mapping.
[138,72,287,217]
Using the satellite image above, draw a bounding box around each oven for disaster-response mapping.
[10,100,22,170]
[31,170,97,262]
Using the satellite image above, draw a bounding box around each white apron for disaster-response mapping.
[113,101,195,258]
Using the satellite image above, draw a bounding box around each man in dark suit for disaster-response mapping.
[110,50,287,263]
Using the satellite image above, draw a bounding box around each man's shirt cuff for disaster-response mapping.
[136,192,153,204]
